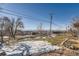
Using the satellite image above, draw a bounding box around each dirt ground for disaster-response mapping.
[40,47,79,56]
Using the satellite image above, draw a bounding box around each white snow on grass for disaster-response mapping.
[1,41,61,56]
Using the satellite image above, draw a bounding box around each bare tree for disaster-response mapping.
[72,16,79,38]
[0,16,8,44]
[0,16,24,44]
[5,17,24,40]
[0,17,4,43]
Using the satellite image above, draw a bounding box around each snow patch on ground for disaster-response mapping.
[1,41,61,56]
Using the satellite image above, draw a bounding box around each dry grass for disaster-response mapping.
[40,47,79,56]
[69,40,79,44]
[47,35,66,45]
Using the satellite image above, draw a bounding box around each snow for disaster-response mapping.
[0,41,61,56]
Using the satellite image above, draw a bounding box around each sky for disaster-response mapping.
[0,3,79,31]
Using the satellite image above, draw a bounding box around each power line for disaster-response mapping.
[52,22,62,28]
[0,11,22,18]
[1,11,51,24]
[0,7,50,23]
[1,10,63,28]
[0,7,63,28]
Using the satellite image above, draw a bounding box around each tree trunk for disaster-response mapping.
[0,31,4,44]
[60,38,69,46]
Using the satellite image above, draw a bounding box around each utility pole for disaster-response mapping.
[49,13,53,37]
